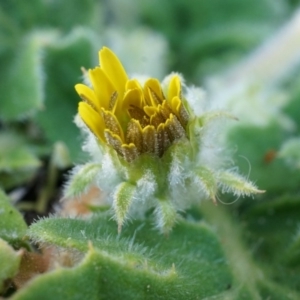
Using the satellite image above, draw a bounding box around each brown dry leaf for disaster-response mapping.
[60,186,105,217]
[13,249,50,289]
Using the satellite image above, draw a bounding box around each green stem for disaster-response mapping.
[200,201,264,300]
[200,201,300,299]
[35,156,58,214]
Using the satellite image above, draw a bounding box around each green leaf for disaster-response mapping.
[0,132,40,172]
[241,195,300,292]
[0,32,49,120]
[13,246,178,300]
[0,132,40,189]
[25,214,232,299]
[113,182,136,232]
[34,28,97,162]
[199,200,300,299]
[0,0,101,36]
[155,199,178,234]
[217,170,263,197]
[194,166,218,203]
[64,163,101,199]
[0,238,21,294]
[0,189,27,246]
[138,0,289,80]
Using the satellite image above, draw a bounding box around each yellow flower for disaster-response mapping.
[75,47,190,162]
[68,47,263,233]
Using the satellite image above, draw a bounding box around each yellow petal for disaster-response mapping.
[100,108,124,141]
[99,47,128,95]
[75,84,99,111]
[114,88,142,128]
[170,96,181,115]
[144,78,164,107]
[89,67,115,110]
[144,106,157,117]
[168,75,181,103]
[125,79,145,108]
[78,102,105,142]
[126,79,142,91]
[123,89,143,112]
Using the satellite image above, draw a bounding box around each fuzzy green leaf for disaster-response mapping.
[217,170,263,197]
[194,166,218,203]
[64,163,101,199]
[155,199,178,234]
[113,182,136,232]
[12,246,178,300]
[0,189,27,246]
[25,214,232,299]
[0,33,48,121]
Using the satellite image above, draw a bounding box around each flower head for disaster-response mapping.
[76,47,189,162]
[68,47,263,234]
